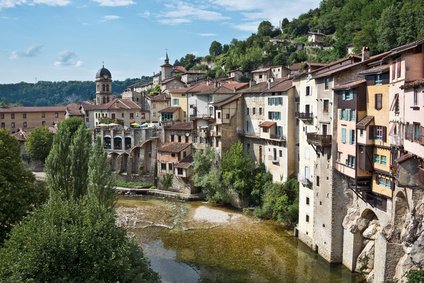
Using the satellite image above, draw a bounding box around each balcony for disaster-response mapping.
[390,134,402,147]
[190,114,214,121]
[270,134,286,141]
[307,133,331,147]
[295,112,313,120]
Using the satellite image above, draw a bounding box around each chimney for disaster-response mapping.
[362,46,370,61]
[249,80,256,88]
[234,86,236,93]
[267,79,271,89]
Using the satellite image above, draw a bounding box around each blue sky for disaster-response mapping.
[0,0,320,84]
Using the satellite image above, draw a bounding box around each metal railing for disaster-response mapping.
[295,112,313,120]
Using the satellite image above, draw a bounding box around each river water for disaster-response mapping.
[116,196,359,283]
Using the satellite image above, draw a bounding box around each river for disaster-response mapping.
[116,196,359,283]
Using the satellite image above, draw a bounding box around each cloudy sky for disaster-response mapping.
[0,0,320,83]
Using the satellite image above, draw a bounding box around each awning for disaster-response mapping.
[389,93,399,111]
[388,123,396,135]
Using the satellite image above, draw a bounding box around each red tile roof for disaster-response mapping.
[358,64,390,75]
[251,67,271,73]
[148,93,170,101]
[167,86,196,94]
[158,106,181,113]
[0,106,67,113]
[221,81,249,91]
[259,121,276,128]
[356,116,374,129]
[95,99,141,110]
[158,142,191,153]
[239,78,284,94]
[174,155,194,169]
[288,63,303,71]
[213,93,242,107]
[173,66,187,73]
[333,79,366,91]
[161,77,183,85]
[264,79,293,93]
[166,122,192,131]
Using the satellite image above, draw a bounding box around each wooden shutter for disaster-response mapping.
[421,126,424,145]
[369,125,374,140]
[409,124,414,141]
[397,59,401,78]
[382,126,387,142]
[391,62,396,80]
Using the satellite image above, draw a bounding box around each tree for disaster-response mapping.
[0,129,48,241]
[221,141,254,199]
[192,146,230,203]
[24,126,54,162]
[0,97,9,107]
[257,21,273,37]
[376,4,399,52]
[0,198,160,282]
[209,40,223,56]
[273,53,287,66]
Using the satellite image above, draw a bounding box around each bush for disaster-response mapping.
[162,173,173,190]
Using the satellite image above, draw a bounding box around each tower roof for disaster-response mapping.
[96,65,112,78]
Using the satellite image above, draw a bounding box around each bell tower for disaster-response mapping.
[95,64,112,105]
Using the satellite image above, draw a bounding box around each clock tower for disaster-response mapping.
[95,65,112,105]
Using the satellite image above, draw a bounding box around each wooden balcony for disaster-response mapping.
[306,133,331,147]
[295,112,313,120]
[270,134,286,141]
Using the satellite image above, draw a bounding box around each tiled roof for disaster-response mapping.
[167,86,196,94]
[185,70,207,74]
[356,116,374,129]
[358,64,390,75]
[158,106,181,113]
[161,77,183,85]
[148,93,171,101]
[239,78,284,94]
[288,63,303,71]
[188,82,216,93]
[213,93,242,107]
[95,99,141,110]
[230,69,242,73]
[401,79,424,90]
[198,85,234,95]
[384,38,424,59]
[174,155,194,169]
[12,130,28,141]
[259,121,276,128]
[306,62,329,67]
[166,122,192,131]
[264,79,293,93]
[221,81,249,91]
[173,66,187,73]
[395,153,412,164]
[251,67,271,73]
[160,63,173,67]
[0,106,67,113]
[333,79,366,91]
[158,142,191,153]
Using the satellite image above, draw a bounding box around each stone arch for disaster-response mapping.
[114,136,122,150]
[129,139,154,176]
[120,153,128,173]
[104,135,111,149]
[392,191,408,243]
[130,147,140,174]
[110,152,118,172]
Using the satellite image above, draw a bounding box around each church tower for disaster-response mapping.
[96,65,112,105]
[161,51,173,82]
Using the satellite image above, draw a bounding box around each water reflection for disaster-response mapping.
[117,197,358,283]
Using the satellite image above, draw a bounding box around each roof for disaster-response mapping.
[383,38,424,60]
[173,66,187,73]
[308,31,325,36]
[213,93,242,107]
[95,99,141,110]
[186,82,216,93]
[198,85,235,95]
[264,79,293,93]
[401,79,424,90]
[167,86,196,94]
[184,70,207,75]
[259,121,276,128]
[358,64,390,75]
[0,106,67,113]
[158,106,181,113]
[251,67,271,73]
[239,78,284,94]
[161,77,183,85]
[221,81,249,91]
[306,62,329,68]
[166,122,192,131]
[395,153,412,164]
[11,129,28,141]
[333,79,366,91]
[229,69,243,73]
[356,116,374,129]
[148,93,171,102]
[288,63,303,71]
[174,155,194,169]
[96,65,111,78]
[160,63,173,68]
[158,142,191,153]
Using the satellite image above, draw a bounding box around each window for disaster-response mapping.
[414,89,419,106]
[121,113,125,118]
[55,112,58,118]
[306,197,310,205]
[306,86,311,96]
[217,112,221,119]
[173,99,179,105]
[42,121,46,126]
[246,108,250,115]
[171,135,174,142]
[413,123,420,141]
[346,89,353,100]
[23,122,27,128]
[253,107,256,115]
[341,128,346,143]
[375,126,383,140]
[268,111,281,120]
[385,179,391,189]
[193,135,198,143]
[112,113,116,119]
[226,114,230,119]
[11,113,15,119]
[11,122,15,128]
[374,154,380,164]
[161,163,167,171]
[350,110,356,121]
[171,153,176,158]
[306,215,310,222]
[396,59,401,78]
[279,150,283,158]
[268,98,273,106]
[177,168,183,175]
[347,155,355,168]
[41,113,45,118]
[381,155,386,166]
[316,176,320,186]
[376,74,382,85]
[153,103,156,109]
[23,113,26,119]
[379,176,385,186]
[130,113,134,119]
[375,93,382,110]
[200,137,204,144]
[1,123,4,128]
[178,136,182,143]
[323,100,329,112]
[168,163,173,171]
[0,114,3,119]
[324,78,330,90]
[153,112,156,118]
[259,108,262,115]
[349,129,355,145]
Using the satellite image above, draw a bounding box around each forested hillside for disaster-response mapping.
[0,77,151,107]
[175,0,424,76]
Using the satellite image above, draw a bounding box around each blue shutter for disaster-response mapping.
[349,129,355,145]
[347,109,351,121]
[342,128,346,143]
[351,110,356,121]
[339,109,342,119]
[342,91,346,100]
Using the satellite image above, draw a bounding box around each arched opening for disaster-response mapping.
[102,84,105,91]
[131,147,140,174]
[104,136,111,149]
[125,136,131,150]
[114,136,122,150]
[110,152,118,172]
[103,97,106,104]
[106,84,109,91]
[120,153,128,173]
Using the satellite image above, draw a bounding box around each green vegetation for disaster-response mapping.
[0,129,48,242]
[405,269,424,283]
[162,173,173,190]
[112,179,153,188]
[0,77,151,107]
[24,126,54,162]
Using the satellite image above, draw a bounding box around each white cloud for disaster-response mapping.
[91,0,135,7]
[0,0,27,10]
[54,50,82,67]
[137,11,150,19]
[101,15,120,22]
[232,21,261,32]
[10,45,43,59]
[0,0,69,10]
[156,1,230,25]
[32,0,70,6]
[197,33,217,37]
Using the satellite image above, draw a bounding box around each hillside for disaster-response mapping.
[0,77,152,107]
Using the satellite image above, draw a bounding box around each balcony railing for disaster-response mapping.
[306,133,331,147]
[270,134,286,141]
[295,112,313,120]
[190,114,213,121]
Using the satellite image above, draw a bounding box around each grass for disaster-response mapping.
[112,179,153,188]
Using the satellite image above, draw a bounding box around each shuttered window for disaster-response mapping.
[341,128,346,144]
[375,93,382,110]
[349,129,355,145]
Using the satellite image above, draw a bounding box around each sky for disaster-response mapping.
[0,0,320,84]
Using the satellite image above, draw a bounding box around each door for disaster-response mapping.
[322,124,328,135]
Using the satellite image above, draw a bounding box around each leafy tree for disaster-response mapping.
[0,97,9,107]
[257,21,274,37]
[376,4,399,52]
[190,64,209,71]
[273,53,287,66]
[87,137,116,208]
[24,126,54,162]
[192,147,230,203]
[221,141,254,199]
[0,129,48,241]
[0,198,160,282]
[209,40,223,56]
[147,84,161,95]
[250,163,273,206]
[162,173,173,190]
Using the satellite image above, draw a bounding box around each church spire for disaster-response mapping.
[165,49,169,64]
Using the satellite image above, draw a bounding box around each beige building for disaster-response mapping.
[146,93,171,125]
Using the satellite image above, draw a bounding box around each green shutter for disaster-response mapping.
[342,91,346,100]
[339,109,342,119]
[349,129,355,145]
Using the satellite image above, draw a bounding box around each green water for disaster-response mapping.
[117,196,359,283]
